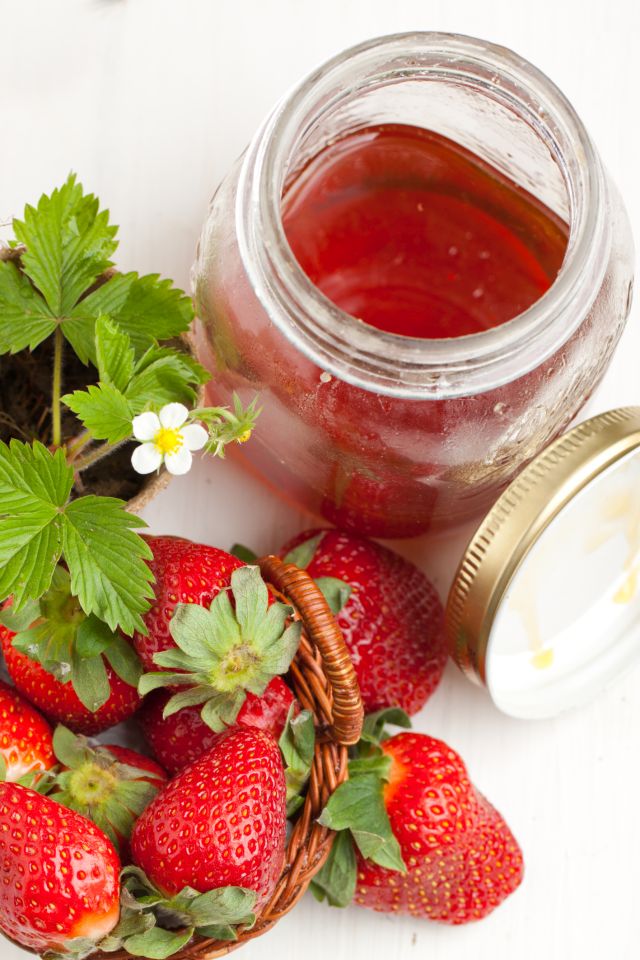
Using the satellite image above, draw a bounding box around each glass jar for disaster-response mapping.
[192,33,634,538]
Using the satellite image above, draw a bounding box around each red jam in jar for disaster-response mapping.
[282,124,568,340]
[193,35,634,537]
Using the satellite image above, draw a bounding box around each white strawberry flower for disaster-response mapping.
[131,403,208,476]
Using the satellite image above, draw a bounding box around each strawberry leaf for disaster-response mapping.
[317,773,406,873]
[62,382,134,444]
[125,346,210,410]
[310,829,357,908]
[67,271,194,363]
[0,442,73,608]
[61,496,154,635]
[12,173,118,316]
[0,259,56,354]
[95,315,135,392]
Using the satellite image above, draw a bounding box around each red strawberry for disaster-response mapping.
[131,727,287,907]
[137,542,301,741]
[0,625,141,735]
[134,535,245,671]
[0,679,55,782]
[280,528,447,715]
[355,733,523,923]
[49,725,167,855]
[138,676,296,774]
[0,782,120,953]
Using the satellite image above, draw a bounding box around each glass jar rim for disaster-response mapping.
[237,32,609,400]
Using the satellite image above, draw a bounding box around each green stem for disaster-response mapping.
[74,438,127,473]
[52,326,63,448]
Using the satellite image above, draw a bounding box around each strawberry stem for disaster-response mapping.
[52,326,63,448]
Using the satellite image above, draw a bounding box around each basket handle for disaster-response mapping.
[258,555,364,746]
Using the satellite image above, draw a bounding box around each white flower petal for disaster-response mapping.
[132,442,163,475]
[159,403,189,429]
[181,423,208,452]
[164,444,193,475]
[132,411,161,442]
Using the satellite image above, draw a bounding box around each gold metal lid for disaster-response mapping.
[446,407,640,717]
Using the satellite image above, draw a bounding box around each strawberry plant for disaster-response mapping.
[0,175,258,720]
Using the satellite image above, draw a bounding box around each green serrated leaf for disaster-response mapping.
[0,442,73,607]
[68,272,194,363]
[125,347,209,411]
[95,315,135,391]
[314,577,353,615]
[317,774,406,874]
[229,543,258,564]
[61,495,153,635]
[283,532,325,570]
[310,829,357,908]
[0,259,57,354]
[62,382,133,444]
[13,173,118,317]
[124,926,195,959]
[70,649,111,712]
[103,633,142,688]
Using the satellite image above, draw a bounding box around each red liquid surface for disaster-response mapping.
[282,125,568,339]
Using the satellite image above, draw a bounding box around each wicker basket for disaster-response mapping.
[100,554,364,960]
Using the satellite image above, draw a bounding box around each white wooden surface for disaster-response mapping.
[2,2,640,958]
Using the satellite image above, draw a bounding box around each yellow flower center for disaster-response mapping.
[238,429,252,444]
[154,427,183,455]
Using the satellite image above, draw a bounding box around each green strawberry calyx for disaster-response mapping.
[311,707,412,909]
[49,725,164,851]
[138,565,302,733]
[0,565,143,712]
[95,866,258,959]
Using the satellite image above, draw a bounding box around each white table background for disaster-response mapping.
[2,1,640,958]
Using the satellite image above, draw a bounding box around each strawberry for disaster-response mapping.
[138,676,296,774]
[315,718,523,924]
[0,567,143,735]
[1,625,141,735]
[49,725,167,855]
[138,545,301,738]
[0,679,55,782]
[133,535,246,671]
[280,528,447,715]
[0,782,120,954]
[131,727,287,907]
